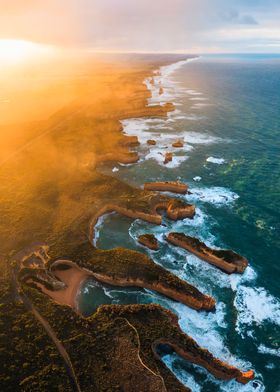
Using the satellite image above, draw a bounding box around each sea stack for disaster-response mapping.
[167,232,248,274]
[144,181,188,195]
[138,234,159,251]
[164,152,173,164]
[172,140,184,148]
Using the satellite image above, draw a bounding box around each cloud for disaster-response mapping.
[220,9,258,25]
[0,0,280,53]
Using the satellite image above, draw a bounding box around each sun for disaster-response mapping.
[0,39,53,65]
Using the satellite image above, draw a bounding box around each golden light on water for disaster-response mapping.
[0,39,53,65]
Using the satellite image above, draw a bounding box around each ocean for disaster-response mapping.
[79,55,280,391]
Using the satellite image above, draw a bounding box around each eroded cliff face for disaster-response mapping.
[144,181,188,194]
[15,284,254,392]
[0,54,254,391]
[167,233,248,274]
[138,233,160,250]
[15,233,215,312]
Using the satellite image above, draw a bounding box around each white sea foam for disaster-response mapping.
[186,89,203,96]
[206,156,225,164]
[258,344,280,357]
[163,354,202,391]
[163,296,265,392]
[84,57,273,390]
[182,254,231,291]
[187,186,239,206]
[121,58,217,169]
[97,212,266,391]
[163,354,264,392]
[145,149,189,168]
[183,131,223,145]
[121,118,153,140]
[145,57,200,106]
[189,97,209,101]
[92,212,115,247]
[234,286,280,335]
[193,176,202,182]
[169,113,206,121]
[229,266,257,291]
[191,103,212,109]
[112,167,119,172]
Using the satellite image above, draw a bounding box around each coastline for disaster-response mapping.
[120,56,200,169]
[1,54,261,391]
[38,263,91,312]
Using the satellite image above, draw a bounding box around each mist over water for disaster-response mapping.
[79,55,280,391]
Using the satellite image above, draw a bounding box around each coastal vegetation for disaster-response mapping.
[0,54,254,391]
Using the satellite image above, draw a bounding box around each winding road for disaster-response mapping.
[12,270,81,392]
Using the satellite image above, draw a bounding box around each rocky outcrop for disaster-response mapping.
[19,267,66,291]
[120,135,140,147]
[144,181,188,194]
[90,199,195,243]
[118,103,175,121]
[164,152,173,164]
[172,140,184,148]
[167,233,248,274]
[88,271,215,312]
[154,200,195,220]
[147,139,157,145]
[159,87,164,95]
[98,304,255,387]
[162,103,175,113]
[4,55,226,392]
[138,234,159,251]
[23,245,215,312]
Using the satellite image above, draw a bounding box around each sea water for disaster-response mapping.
[79,55,280,392]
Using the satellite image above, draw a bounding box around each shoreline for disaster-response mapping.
[38,263,91,312]
[5,54,260,390]
[120,56,200,168]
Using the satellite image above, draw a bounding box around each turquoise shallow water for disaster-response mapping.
[79,55,280,391]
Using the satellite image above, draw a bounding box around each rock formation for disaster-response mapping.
[138,234,159,251]
[172,140,184,148]
[167,233,248,274]
[154,199,195,220]
[17,243,215,312]
[97,151,139,165]
[120,135,140,147]
[147,139,157,145]
[144,181,188,194]
[97,304,255,386]
[0,55,255,391]
[164,152,173,164]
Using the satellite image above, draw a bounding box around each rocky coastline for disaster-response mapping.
[144,181,188,194]
[138,234,159,250]
[0,55,255,391]
[167,232,248,274]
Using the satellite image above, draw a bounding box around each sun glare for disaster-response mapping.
[0,39,53,65]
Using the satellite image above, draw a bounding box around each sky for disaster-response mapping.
[0,0,280,53]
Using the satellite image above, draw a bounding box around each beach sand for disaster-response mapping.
[38,265,91,311]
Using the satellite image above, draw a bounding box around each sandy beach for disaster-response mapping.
[39,264,91,311]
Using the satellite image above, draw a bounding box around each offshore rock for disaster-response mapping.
[138,234,159,251]
[164,152,173,164]
[167,233,248,274]
[144,181,188,195]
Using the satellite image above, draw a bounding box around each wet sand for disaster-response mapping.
[39,265,91,311]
